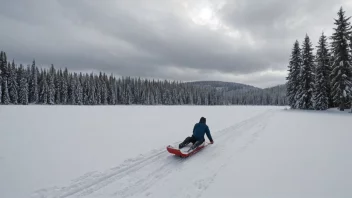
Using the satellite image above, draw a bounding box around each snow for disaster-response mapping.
[1,106,351,198]
[339,60,346,67]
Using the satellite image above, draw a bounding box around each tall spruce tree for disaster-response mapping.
[330,7,352,111]
[0,76,2,104]
[55,69,62,104]
[61,68,68,104]
[313,33,331,110]
[69,74,76,105]
[76,73,83,105]
[48,65,55,105]
[296,34,315,109]
[0,51,8,78]
[2,77,10,104]
[18,65,29,105]
[29,60,39,103]
[350,30,352,112]
[40,70,49,104]
[286,40,303,109]
[8,60,18,104]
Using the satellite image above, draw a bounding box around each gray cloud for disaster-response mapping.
[0,0,351,88]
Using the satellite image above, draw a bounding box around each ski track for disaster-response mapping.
[168,110,274,198]
[31,109,274,198]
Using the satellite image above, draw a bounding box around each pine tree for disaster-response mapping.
[2,77,10,104]
[8,60,18,104]
[69,74,76,105]
[55,69,62,104]
[350,29,352,112]
[95,76,102,105]
[29,60,39,104]
[61,68,68,104]
[48,65,55,105]
[126,83,133,105]
[313,33,331,110]
[76,74,83,105]
[0,76,2,104]
[0,51,8,78]
[330,7,352,111]
[88,73,96,105]
[40,70,49,104]
[108,75,116,105]
[286,40,303,109]
[18,65,29,105]
[83,74,89,105]
[296,34,315,109]
[102,81,108,105]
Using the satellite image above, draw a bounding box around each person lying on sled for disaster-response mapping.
[179,117,214,150]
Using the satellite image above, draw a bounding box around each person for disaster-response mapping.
[179,117,214,151]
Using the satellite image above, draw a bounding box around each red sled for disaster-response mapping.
[166,142,210,158]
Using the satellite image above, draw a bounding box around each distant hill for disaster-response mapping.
[187,81,260,92]
[188,81,287,106]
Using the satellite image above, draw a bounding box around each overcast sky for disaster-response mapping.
[1,0,351,88]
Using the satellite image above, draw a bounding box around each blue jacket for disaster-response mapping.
[192,122,213,142]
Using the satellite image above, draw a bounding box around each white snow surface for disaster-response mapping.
[1,106,351,198]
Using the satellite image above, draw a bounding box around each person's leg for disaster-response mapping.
[190,135,197,144]
[179,136,192,149]
[190,139,205,150]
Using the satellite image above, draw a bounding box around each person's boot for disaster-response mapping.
[179,137,191,149]
[188,140,203,152]
[179,142,185,149]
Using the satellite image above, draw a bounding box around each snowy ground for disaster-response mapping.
[0,105,351,198]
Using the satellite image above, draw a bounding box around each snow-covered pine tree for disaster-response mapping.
[116,79,122,104]
[88,73,96,105]
[83,74,89,105]
[48,65,55,105]
[126,83,133,105]
[0,76,2,104]
[108,75,116,105]
[150,90,155,105]
[286,40,303,109]
[55,69,62,104]
[18,65,29,105]
[29,60,39,104]
[0,52,3,80]
[313,33,331,110]
[76,74,83,105]
[197,93,201,105]
[296,34,315,109]
[9,60,18,104]
[26,66,31,90]
[2,77,10,104]
[39,70,49,104]
[61,68,68,104]
[96,74,102,105]
[350,33,352,112]
[101,81,108,105]
[0,51,8,78]
[69,73,76,105]
[189,91,194,105]
[0,52,7,104]
[330,7,352,111]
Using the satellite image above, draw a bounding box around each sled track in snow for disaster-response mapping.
[31,109,274,198]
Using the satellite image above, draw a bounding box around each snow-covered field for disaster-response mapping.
[0,105,351,198]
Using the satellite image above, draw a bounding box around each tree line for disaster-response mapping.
[286,7,352,111]
[0,52,287,106]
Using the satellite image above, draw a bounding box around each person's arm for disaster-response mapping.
[205,126,213,143]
